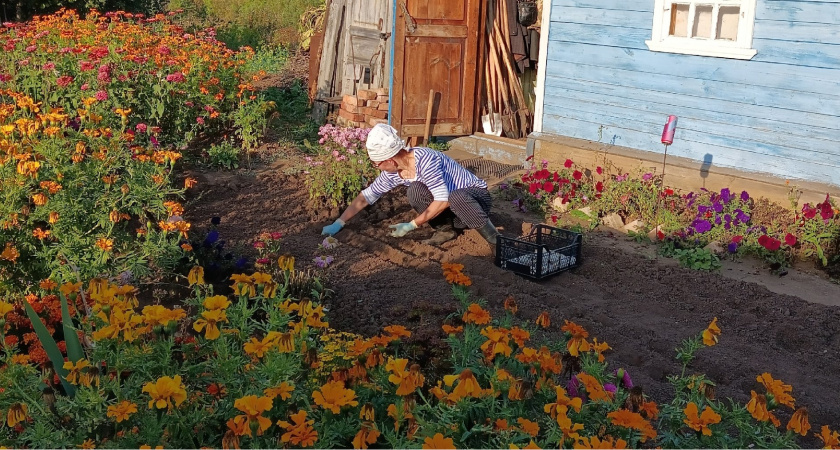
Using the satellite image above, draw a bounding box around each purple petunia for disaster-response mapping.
[692,219,712,233]
[727,242,739,253]
[714,215,722,225]
[720,188,733,204]
[713,202,723,213]
[741,190,750,202]
[736,211,751,224]
[313,255,334,268]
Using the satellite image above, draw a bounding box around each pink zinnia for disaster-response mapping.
[56,75,73,87]
[270,232,283,240]
[25,45,36,52]
[95,90,108,101]
[42,62,55,71]
[80,83,89,91]
[196,117,205,125]
[135,123,147,133]
[80,61,94,71]
[165,72,185,82]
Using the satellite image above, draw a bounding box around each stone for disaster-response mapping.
[552,197,569,212]
[647,224,665,241]
[624,219,646,234]
[704,241,725,254]
[601,213,625,230]
[577,207,593,218]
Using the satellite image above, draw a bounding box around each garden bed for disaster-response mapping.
[184,155,840,443]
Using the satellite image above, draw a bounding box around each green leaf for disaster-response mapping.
[59,292,85,363]
[23,301,76,397]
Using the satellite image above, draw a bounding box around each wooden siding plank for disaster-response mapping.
[751,39,840,68]
[757,1,840,24]
[543,76,839,144]
[551,0,653,12]
[548,22,840,68]
[546,42,840,95]
[754,20,840,45]
[544,54,840,121]
[550,6,651,28]
[542,95,839,160]
[542,113,840,184]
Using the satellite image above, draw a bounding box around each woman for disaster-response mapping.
[321,124,499,246]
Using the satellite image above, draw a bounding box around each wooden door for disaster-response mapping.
[391,0,481,137]
[341,0,391,95]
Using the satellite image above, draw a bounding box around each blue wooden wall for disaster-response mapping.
[541,0,840,186]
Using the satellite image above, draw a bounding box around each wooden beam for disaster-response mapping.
[313,0,347,122]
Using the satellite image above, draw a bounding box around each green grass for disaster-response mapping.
[262,80,320,150]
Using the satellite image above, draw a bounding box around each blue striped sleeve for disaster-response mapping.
[417,150,450,201]
[361,172,399,205]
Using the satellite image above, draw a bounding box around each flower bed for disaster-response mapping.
[0,10,272,287]
[501,158,839,275]
[1,261,837,448]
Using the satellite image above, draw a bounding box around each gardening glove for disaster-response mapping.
[321,219,345,236]
[389,220,418,238]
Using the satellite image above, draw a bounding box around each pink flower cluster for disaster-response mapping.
[318,124,370,154]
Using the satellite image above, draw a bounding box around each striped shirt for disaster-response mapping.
[361,147,487,205]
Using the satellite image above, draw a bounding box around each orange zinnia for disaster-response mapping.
[607,409,657,442]
[463,303,491,324]
[756,372,795,409]
[702,317,721,346]
[683,402,721,436]
[422,433,456,449]
[535,311,551,329]
[786,407,810,436]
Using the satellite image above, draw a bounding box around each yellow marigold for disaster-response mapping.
[187,266,204,286]
[193,309,227,340]
[442,324,463,334]
[6,403,27,427]
[142,375,187,410]
[39,279,58,290]
[78,439,96,449]
[702,317,721,346]
[561,320,590,356]
[423,433,455,449]
[95,238,113,252]
[203,295,231,310]
[106,400,138,423]
[244,336,274,358]
[683,402,721,436]
[264,382,294,401]
[63,359,91,385]
[312,380,358,413]
[0,300,15,317]
[1,243,20,263]
[233,395,273,436]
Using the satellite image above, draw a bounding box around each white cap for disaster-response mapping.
[365,124,406,162]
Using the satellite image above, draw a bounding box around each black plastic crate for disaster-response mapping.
[495,225,582,279]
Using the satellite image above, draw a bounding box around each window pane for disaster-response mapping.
[692,5,714,39]
[717,6,740,40]
[669,3,690,37]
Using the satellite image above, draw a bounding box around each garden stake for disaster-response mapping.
[655,116,678,257]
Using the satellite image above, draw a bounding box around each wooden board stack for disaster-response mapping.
[336,88,389,128]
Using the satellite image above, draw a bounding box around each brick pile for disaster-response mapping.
[336,88,389,128]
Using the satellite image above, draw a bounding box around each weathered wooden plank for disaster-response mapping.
[546,42,840,95]
[755,20,840,45]
[542,113,840,184]
[551,0,653,12]
[757,1,840,24]
[314,0,347,120]
[542,95,839,160]
[550,5,651,28]
[543,76,839,143]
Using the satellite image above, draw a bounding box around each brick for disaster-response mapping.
[368,117,388,127]
[357,89,377,100]
[341,103,362,114]
[367,100,380,108]
[338,109,365,122]
[368,109,388,120]
[360,106,375,116]
[376,94,389,103]
[342,95,365,107]
[377,102,389,111]
[374,87,389,96]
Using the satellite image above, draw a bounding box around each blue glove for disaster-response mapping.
[321,219,345,236]
[389,220,418,237]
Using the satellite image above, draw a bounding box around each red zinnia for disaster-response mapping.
[573,170,583,181]
[543,181,555,193]
[564,159,574,168]
[785,233,797,246]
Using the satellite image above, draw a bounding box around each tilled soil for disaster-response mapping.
[184,159,840,440]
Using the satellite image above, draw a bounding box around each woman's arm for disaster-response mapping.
[413,200,450,227]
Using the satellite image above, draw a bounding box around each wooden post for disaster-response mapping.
[423,89,435,145]
[313,0,347,122]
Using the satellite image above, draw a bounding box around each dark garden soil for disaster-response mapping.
[183,155,840,441]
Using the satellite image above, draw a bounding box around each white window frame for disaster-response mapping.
[646,0,758,60]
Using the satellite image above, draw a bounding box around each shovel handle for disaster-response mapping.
[423,89,435,145]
